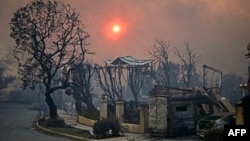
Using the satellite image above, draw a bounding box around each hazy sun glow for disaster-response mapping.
[113,25,120,33]
[103,18,128,41]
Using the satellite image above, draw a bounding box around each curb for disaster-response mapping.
[36,121,95,141]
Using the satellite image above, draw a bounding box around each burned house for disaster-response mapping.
[148,85,234,137]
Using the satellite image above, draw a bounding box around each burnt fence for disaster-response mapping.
[123,100,140,124]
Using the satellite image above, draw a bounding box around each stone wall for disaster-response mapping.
[78,99,149,134]
[77,115,96,126]
[148,96,168,132]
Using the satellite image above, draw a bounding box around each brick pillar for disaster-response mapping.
[235,101,244,125]
[242,95,250,125]
[116,101,124,122]
[99,94,108,119]
[140,103,149,133]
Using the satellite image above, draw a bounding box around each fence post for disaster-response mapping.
[116,101,124,122]
[140,103,149,133]
[99,94,108,119]
[235,101,244,125]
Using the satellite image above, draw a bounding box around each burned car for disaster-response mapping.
[196,112,235,138]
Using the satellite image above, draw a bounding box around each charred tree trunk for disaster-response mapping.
[86,100,97,112]
[131,89,139,107]
[134,93,139,107]
[75,99,82,114]
[45,92,58,119]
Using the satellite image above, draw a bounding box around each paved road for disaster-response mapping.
[0,102,74,141]
[0,102,200,141]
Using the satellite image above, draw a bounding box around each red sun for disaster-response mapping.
[112,25,120,33]
[103,18,128,41]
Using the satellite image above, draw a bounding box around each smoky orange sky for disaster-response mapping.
[0,0,250,78]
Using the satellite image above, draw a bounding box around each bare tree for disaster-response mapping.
[148,39,171,87]
[168,62,181,87]
[174,41,201,87]
[123,65,149,107]
[222,73,245,104]
[70,61,97,113]
[95,64,123,105]
[9,0,94,119]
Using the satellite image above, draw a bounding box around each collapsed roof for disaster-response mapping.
[105,56,153,66]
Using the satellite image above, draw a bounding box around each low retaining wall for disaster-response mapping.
[77,115,144,134]
[78,115,96,127]
[121,122,144,133]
